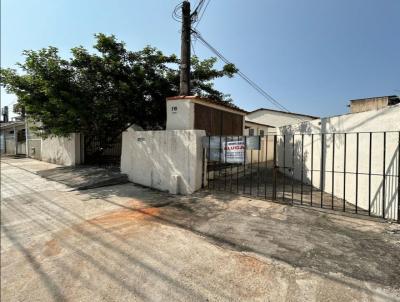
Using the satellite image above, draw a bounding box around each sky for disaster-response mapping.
[1,0,399,118]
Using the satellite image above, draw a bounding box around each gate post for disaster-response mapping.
[201,146,206,188]
[272,135,277,200]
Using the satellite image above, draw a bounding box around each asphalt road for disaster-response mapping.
[1,157,400,302]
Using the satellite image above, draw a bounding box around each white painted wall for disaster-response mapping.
[166,99,194,130]
[27,139,42,160]
[278,104,400,220]
[244,123,273,136]
[121,129,206,194]
[41,133,81,166]
[243,124,276,163]
[246,110,316,127]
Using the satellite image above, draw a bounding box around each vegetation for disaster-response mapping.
[0,34,237,143]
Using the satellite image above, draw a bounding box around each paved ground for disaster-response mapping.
[209,163,368,215]
[2,156,128,190]
[1,157,400,302]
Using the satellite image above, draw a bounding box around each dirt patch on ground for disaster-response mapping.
[43,239,62,257]
[90,207,161,225]
[234,253,268,274]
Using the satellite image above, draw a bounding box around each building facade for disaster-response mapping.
[166,96,247,136]
[246,108,318,128]
[348,95,400,113]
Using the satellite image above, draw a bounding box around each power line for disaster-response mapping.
[173,0,210,27]
[191,0,205,22]
[172,2,184,22]
[173,3,305,121]
[194,0,210,29]
[192,29,294,114]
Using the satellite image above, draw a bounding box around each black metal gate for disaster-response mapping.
[83,135,122,169]
[203,131,400,223]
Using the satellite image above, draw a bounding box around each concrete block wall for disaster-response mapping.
[278,104,400,220]
[4,138,15,155]
[27,139,42,160]
[121,129,206,194]
[41,133,81,166]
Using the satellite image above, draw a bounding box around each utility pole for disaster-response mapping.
[179,0,191,96]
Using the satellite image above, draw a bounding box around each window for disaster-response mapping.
[259,130,265,136]
[249,128,254,136]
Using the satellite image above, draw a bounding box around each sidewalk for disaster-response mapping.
[1,156,128,190]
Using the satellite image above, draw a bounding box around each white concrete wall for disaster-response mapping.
[16,142,26,155]
[166,99,194,130]
[121,129,206,194]
[244,136,275,163]
[246,110,316,127]
[41,133,81,166]
[278,104,400,220]
[243,125,276,163]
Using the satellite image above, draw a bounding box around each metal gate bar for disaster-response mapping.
[204,131,400,223]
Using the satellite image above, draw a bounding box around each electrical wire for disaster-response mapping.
[192,29,295,114]
[194,0,210,29]
[172,2,184,22]
[173,0,209,27]
[173,3,305,120]
[191,0,205,23]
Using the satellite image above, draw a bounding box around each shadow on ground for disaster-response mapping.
[37,166,128,190]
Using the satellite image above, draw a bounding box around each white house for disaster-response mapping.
[246,108,318,129]
[244,120,275,136]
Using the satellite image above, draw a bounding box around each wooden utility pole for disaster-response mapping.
[179,1,191,95]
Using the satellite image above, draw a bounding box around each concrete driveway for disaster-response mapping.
[1,157,400,301]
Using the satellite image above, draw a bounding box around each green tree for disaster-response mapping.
[1,33,237,145]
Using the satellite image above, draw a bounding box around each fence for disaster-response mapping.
[203,131,400,222]
[83,135,122,168]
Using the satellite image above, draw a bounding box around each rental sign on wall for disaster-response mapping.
[202,136,260,163]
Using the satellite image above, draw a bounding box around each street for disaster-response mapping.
[1,157,400,302]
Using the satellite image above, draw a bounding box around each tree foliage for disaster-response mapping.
[0,34,237,143]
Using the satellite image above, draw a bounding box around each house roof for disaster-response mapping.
[166,96,248,114]
[247,108,318,119]
[244,120,275,128]
[0,121,25,129]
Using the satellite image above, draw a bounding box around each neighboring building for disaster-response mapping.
[348,95,400,113]
[0,121,26,155]
[246,108,318,128]
[278,103,400,220]
[166,96,247,136]
[244,120,275,136]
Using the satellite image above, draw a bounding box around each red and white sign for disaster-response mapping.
[223,140,245,163]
